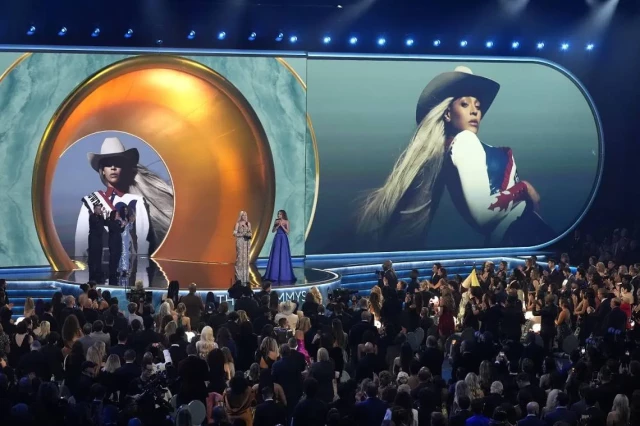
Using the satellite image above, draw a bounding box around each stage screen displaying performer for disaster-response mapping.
[305,58,602,254]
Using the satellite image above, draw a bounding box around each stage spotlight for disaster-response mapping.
[433,39,441,47]
[58,27,67,36]
[124,29,133,39]
[561,42,570,51]
[289,35,298,43]
[405,38,414,46]
[217,31,226,40]
[26,26,36,36]
[511,41,520,49]
[275,32,284,42]
[323,36,331,44]
[248,32,256,41]
[187,30,196,40]
[460,40,468,47]
[377,37,386,46]
[586,43,595,51]
[536,42,545,49]
[349,36,358,45]
[486,41,494,48]
[91,28,100,38]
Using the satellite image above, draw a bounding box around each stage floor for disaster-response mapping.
[0,256,339,290]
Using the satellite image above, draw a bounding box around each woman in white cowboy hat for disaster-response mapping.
[358,66,553,247]
[74,136,174,279]
[274,300,298,330]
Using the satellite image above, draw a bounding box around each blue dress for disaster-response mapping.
[118,222,132,275]
[263,227,296,283]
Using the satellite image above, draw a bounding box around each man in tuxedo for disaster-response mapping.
[449,395,472,426]
[546,259,563,288]
[291,378,328,426]
[109,331,129,363]
[115,350,141,403]
[348,311,377,365]
[594,288,612,336]
[272,343,305,417]
[518,402,544,426]
[543,392,577,426]
[59,295,86,328]
[604,298,628,332]
[41,302,59,334]
[177,344,208,406]
[354,381,387,426]
[419,336,444,377]
[254,386,287,426]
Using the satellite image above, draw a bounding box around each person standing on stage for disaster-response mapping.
[107,210,125,286]
[88,203,105,283]
[233,211,252,284]
[263,210,296,283]
[117,205,135,287]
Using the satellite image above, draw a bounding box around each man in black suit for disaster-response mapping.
[479,293,503,338]
[254,386,287,426]
[450,395,472,426]
[109,331,129,363]
[59,295,86,328]
[518,402,544,426]
[593,288,612,335]
[234,286,259,320]
[272,343,305,418]
[546,259,563,288]
[355,342,384,383]
[543,392,577,426]
[419,335,444,377]
[41,302,59,334]
[353,381,387,426]
[348,311,377,365]
[177,344,208,406]
[18,340,48,380]
[115,350,141,403]
[291,378,328,426]
[604,298,628,332]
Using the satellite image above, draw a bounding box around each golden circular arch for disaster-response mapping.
[33,54,276,271]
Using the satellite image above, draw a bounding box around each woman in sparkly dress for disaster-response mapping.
[233,211,252,284]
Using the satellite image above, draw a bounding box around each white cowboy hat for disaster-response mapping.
[416,66,500,125]
[87,137,140,171]
[278,300,296,315]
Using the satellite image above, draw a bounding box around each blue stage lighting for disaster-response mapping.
[433,39,441,47]
[91,28,100,38]
[58,27,67,36]
[124,29,133,39]
[536,42,545,50]
[290,35,298,43]
[217,31,226,40]
[323,36,331,44]
[26,26,36,36]
[248,32,257,41]
[187,30,196,40]
[511,41,520,49]
[460,40,468,47]
[485,41,494,48]
[586,43,594,51]
[377,37,386,46]
[405,38,414,47]
[275,33,284,42]
[349,36,358,45]
[561,42,569,51]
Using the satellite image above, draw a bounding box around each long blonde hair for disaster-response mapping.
[359,97,453,236]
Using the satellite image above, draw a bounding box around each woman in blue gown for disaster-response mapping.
[263,210,296,283]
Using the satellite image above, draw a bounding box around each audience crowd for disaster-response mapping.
[0,228,639,425]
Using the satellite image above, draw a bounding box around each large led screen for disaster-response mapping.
[305,58,602,253]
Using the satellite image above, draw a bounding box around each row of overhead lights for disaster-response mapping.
[27,26,596,51]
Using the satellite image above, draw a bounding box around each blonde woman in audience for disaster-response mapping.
[452,380,472,413]
[175,302,191,331]
[236,310,249,324]
[258,336,278,370]
[222,346,236,380]
[34,320,50,341]
[23,297,35,318]
[608,394,630,426]
[309,286,323,305]
[465,372,484,400]
[542,389,560,417]
[164,321,178,340]
[156,302,175,332]
[197,326,217,359]
[86,344,103,376]
[99,354,121,400]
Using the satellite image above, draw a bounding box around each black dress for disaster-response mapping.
[107,219,124,286]
[88,212,105,283]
